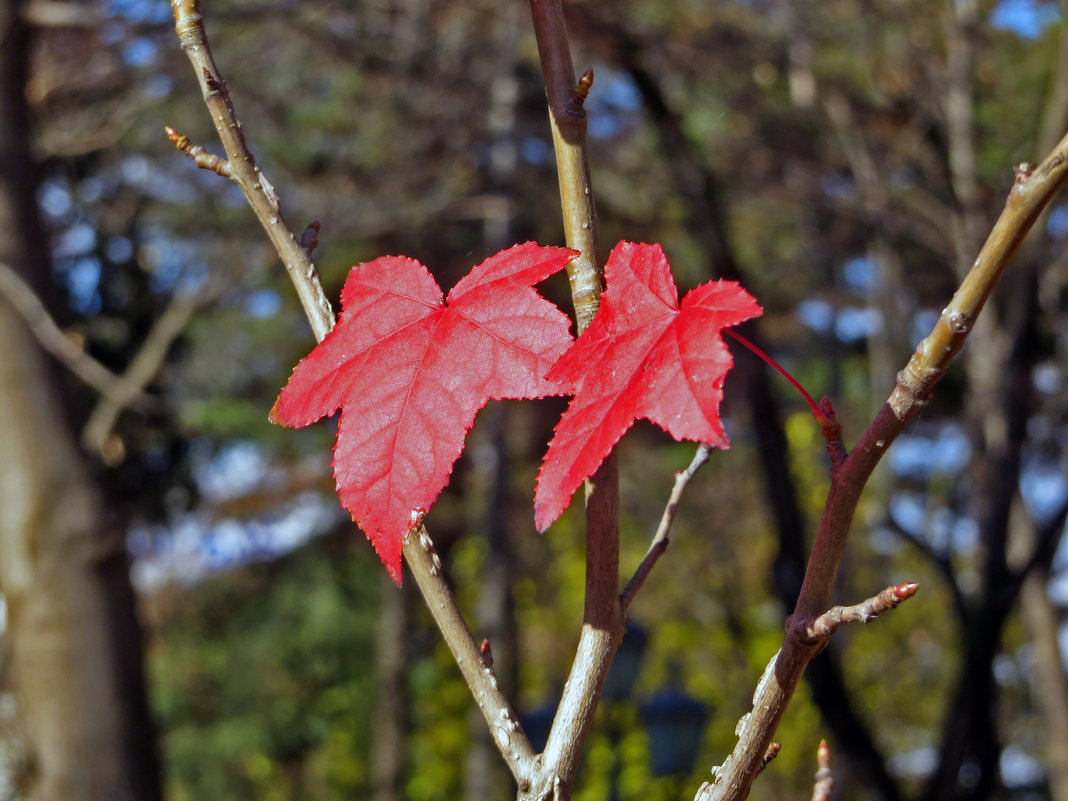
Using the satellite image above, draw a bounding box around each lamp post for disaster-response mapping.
[603,622,649,701]
[520,625,711,800]
[640,677,709,777]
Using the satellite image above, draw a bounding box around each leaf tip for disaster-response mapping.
[268,396,285,426]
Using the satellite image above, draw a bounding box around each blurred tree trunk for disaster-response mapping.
[372,571,406,801]
[0,1,159,798]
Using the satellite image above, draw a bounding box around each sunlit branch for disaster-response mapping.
[403,527,536,783]
[620,443,711,612]
[702,128,1068,800]
[168,1,536,785]
[794,583,918,643]
[169,0,334,342]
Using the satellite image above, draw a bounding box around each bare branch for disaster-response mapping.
[165,126,231,178]
[82,286,205,457]
[795,583,918,644]
[403,526,536,784]
[701,128,1068,801]
[169,0,334,342]
[525,4,624,800]
[812,740,833,801]
[0,260,158,413]
[168,7,536,787]
[620,444,711,612]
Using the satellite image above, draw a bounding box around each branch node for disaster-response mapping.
[811,739,833,801]
[818,395,847,470]
[202,66,223,94]
[480,638,495,668]
[757,742,781,774]
[795,582,919,644]
[300,220,322,256]
[568,67,594,115]
[165,125,232,178]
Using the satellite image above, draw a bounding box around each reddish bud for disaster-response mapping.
[480,638,494,667]
[893,582,919,601]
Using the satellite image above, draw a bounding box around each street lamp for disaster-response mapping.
[640,665,709,777]
[603,622,649,701]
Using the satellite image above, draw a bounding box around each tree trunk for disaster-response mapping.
[0,1,156,798]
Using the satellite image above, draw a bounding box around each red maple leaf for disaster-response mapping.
[533,241,762,531]
[271,243,577,583]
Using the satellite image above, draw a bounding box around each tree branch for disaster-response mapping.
[403,527,536,785]
[168,0,537,786]
[525,4,625,799]
[0,259,158,413]
[794,583,918,644]
[169,0,334,343]
[700,129,1068,801]
[82,285,205,457]
[620,444,711,612]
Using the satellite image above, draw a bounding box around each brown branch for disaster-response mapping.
[811,740,833,801]
[795,583,918,644]
[165,125,231,178]
[620,443,711,612]
[0,260,158,413]
[403,527,536,785]
[82,286,205,458]
[169,0,334,343]
[758,743,781,776]
[699,129,1068,801]
[527,0,602,332]
[169,1,537,786]
[525,4,624,800]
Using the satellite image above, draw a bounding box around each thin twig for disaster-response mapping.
[795,583,918,644]
[620,443,711,612]
[169,0,334,342]
[169,0,537,785]
[403,527,536,784]
[700,129,1068,801]
[811,740,833,801]
[0,260,158,413]
[82,285,205,457]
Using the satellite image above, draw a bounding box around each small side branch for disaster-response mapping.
[795,583,919,644]
[82,286,206,457]
[620,443,711,611]
[701,128,1068,801]
[402,527,536,785]
[165,126,231,178]
[812,740,833,801]
[758,743,781,776]
[169,0,335,343]
[0,260,158,413]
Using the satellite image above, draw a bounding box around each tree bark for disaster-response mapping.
[0,1,158,798]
